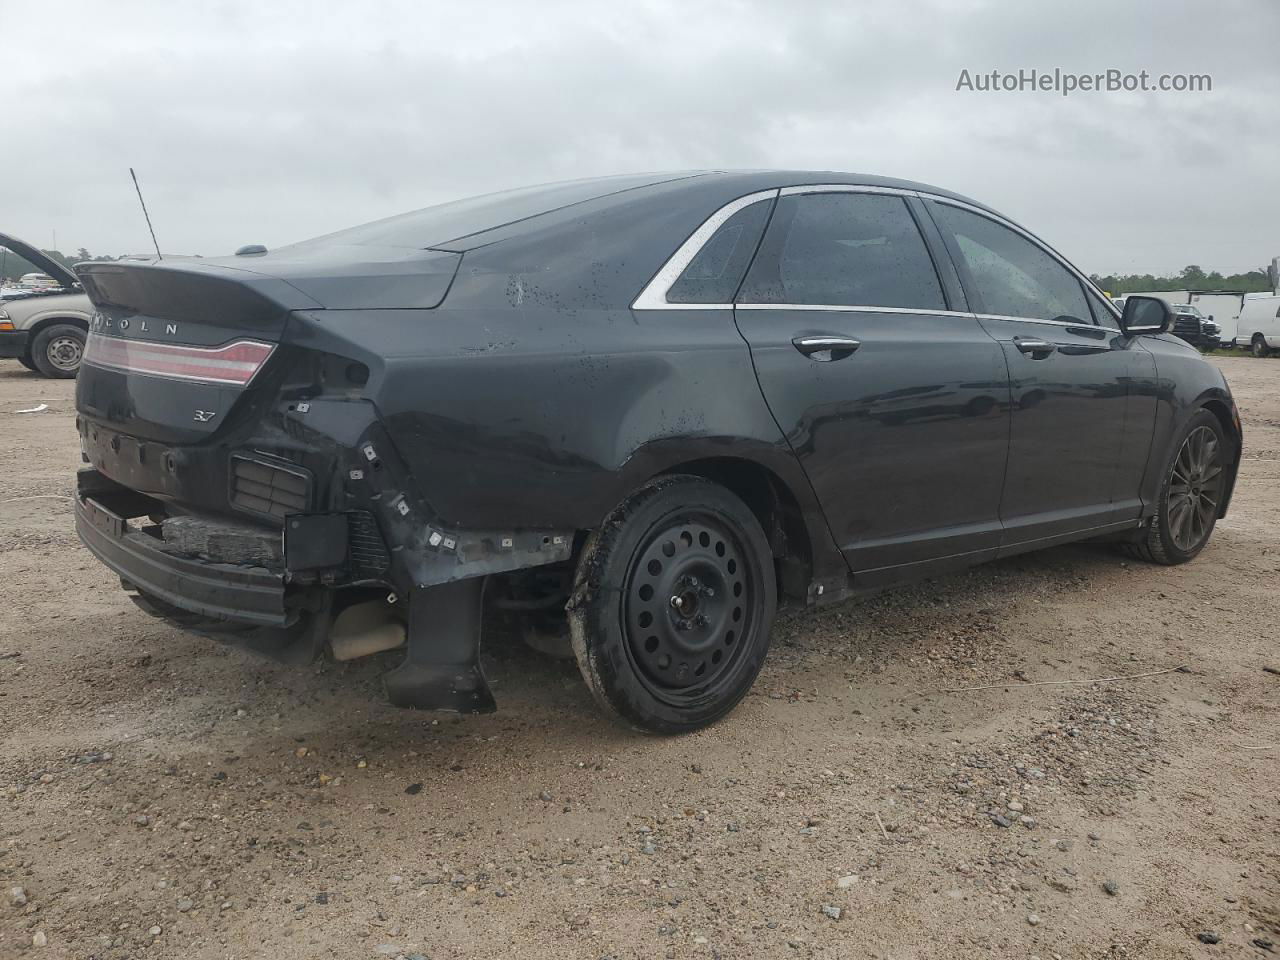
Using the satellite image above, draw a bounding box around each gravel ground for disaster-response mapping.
[1,356,1277,960]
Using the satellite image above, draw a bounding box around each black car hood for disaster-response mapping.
[0,232,79,288]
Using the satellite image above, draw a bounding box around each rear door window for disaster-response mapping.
[738,193,946,310]
[931,204,1090,324]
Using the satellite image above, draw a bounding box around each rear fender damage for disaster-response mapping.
[78,395,574,712]
[298,399,574,594]
[286,400,573,713]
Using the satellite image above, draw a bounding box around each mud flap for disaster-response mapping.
[382,577,496,713]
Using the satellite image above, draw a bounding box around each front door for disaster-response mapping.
[732,188,1011,581]
[926,200,1157,547]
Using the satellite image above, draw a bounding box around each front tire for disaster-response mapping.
[568,475,777,734]
[31,323,85,378]
[1124,409,1228,565]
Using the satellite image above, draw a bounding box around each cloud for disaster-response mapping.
[5,0,1278,274]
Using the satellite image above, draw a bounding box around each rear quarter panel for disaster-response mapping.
[290,306,815,517]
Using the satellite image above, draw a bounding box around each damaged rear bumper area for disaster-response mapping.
[74,409,573,713]
[77,483,292,625]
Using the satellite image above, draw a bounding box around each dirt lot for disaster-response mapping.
[1,356,1277,960]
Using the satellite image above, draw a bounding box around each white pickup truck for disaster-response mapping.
[0,233,94,377]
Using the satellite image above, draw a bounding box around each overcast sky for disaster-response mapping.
[5,0,1278,275]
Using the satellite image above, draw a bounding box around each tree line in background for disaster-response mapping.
[1090,264,1275,295]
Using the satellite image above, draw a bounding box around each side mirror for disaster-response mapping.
[1120,295,1172,336]
[1208,314,1215,323]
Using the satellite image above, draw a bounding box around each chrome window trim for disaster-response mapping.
[631,183,1122,325]
[631,189,779,310]
[735,303,972,318]
[778,184,919,198]
[974,313,1099,329]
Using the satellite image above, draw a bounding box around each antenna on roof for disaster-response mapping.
[129,167,163,261]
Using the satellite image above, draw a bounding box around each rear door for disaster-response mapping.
[925,199,1157,547]
[732,187,1011,582]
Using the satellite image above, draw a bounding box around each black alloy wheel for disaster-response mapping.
[1124,409,1229,565]
[568,475,776,733]
[1166,425,1225,553]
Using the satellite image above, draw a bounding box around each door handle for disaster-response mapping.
[1013,337,1056,357]
[792,335,861,361]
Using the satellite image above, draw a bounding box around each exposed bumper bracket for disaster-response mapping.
[382,578,496,713]
[75,482,289,627]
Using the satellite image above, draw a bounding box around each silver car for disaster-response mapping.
[0,233,93,377]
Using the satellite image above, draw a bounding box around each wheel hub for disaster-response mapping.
[48,335,82,371]
[625,518,750,692]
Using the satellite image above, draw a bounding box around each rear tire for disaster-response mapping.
[1252,335,1272,358]
[17,355,38,372]
[568,475,776,734]
[1122,409,1227,565]
[31,322,85,378]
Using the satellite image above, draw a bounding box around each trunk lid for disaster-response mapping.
[75,248,460,444]
[76,259,319,445]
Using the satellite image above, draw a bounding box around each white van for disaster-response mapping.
[1238,293,1280,357]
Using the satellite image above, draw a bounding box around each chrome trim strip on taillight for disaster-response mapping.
[83,334,276,386]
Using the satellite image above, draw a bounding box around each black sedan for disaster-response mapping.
[73,171,1241,733]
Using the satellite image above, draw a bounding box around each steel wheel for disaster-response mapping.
[31,323,86,378]
[1166,424,1224,553]
[569,475,776,733]
[624,516,759,701]
[47,334,83,371]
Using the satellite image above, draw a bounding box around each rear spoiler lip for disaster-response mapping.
[76,247,461,311]
[75,258,326,314]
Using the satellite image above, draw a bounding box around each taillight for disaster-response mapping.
[83,334,275,386]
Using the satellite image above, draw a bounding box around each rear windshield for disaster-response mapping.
[289,174,686,251]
